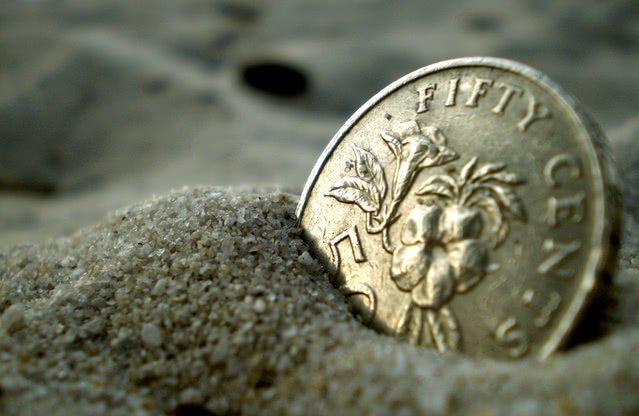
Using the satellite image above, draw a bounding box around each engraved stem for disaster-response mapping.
[426,310,446,352]
[381,228,393,253]
[365,152,405,253]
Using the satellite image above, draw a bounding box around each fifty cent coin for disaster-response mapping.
[296,57,621,360]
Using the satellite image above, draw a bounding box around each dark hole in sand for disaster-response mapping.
[0,178,57,196]
[241,62,309,98]
[173,403,219,416]
[216,2,259,23]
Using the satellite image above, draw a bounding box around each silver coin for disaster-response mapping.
[296,57,621,359]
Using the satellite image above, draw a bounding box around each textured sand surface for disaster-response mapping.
[0,181,638,415]
[1,1,639,415]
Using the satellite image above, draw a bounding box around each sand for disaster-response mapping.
[1,181,638,415]
[1,1,639,414]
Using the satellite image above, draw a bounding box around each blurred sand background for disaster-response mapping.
[1,1,639,415]
[1,0,638,244]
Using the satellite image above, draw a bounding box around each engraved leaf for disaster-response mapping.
[415,174,458,198]
[352,144,387,202]
[484,183,527,222]
[326,177,378,213]
[439,306,461,350]
[413,183,454,199]
[496,221,510,247]
[381,131,401,159]
[426,310,446,352]
[425,308,460,352]
[471,162,506,182]
[481,171,525,185]
[459,183,480,206]
[460,157,478,182]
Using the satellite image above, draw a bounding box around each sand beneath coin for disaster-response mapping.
[1,186,638,416]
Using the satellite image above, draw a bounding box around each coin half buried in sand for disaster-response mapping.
[296,57,621,360]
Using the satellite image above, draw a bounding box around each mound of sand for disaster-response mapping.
[1,187,637,416]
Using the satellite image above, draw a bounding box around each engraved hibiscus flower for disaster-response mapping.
[391,202,488,310]
[391,158,526,351]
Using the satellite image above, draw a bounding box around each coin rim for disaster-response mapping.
[296,56,620,360]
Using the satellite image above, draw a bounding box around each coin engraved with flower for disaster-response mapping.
[326,120,526,352]
[299,58,620,360]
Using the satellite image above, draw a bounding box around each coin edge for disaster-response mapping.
[295,56,623,360]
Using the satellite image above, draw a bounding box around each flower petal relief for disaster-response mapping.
[390,157,525,351]
[325,120,526,353]
[390,201,489,310]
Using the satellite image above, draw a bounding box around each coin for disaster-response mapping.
[296,57,621,360]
